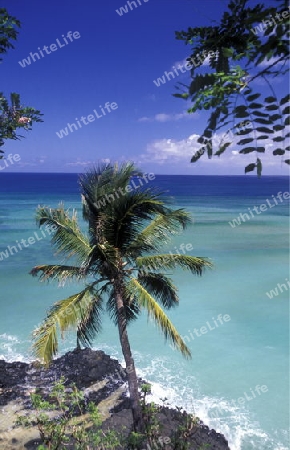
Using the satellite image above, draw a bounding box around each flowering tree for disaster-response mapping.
[0,8,42,158]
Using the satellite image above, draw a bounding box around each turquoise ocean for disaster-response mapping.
[0,173,289,450]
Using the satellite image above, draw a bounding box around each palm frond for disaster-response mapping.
[79,163,114,199]
[137,272,179,308]
[136,254,213,275]
[81,193,103,225]
[127,210,193,255]
[86,242,118,276]
[104,189,171,250]
[110,161,143,190]
[35,205,92,264]
[30,264,93,284]
[32,319,58,367]
[106,291,140,325]
[80,163,145,247]
[79,162,142,216]
[128,278,191,358]
[76,293,103,347]
[32,284,102,364]
[80,165,113,226]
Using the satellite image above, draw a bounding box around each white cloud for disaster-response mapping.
[140,134,201,164]
[17,156,47,167]
[66,160,94,167]
[139,128,290,173]
[138,116,151,123]
[138,111,199,123]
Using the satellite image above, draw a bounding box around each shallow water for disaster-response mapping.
[0,173,289,449]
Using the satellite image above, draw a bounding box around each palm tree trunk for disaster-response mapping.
[115,281,144,432]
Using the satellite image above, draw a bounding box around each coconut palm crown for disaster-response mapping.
[30,162,212,429]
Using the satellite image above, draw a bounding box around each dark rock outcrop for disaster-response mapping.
[0,348,127,406]
[0,349,230,449]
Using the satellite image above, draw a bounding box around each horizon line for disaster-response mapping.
[0,172,289,177]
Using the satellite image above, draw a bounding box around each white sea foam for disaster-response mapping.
[0,338,288,449]
[84,349,289,449]
[0,333,31,362]
[132,355,289,450]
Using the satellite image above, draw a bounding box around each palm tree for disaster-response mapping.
[30,162,212,431]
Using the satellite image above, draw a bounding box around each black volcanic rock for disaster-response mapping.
[0,348,127,406]
[0,349,230,449]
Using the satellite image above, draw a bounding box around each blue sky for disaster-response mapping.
[2,0,289,174]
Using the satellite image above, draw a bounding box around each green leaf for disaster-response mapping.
[265,104,279,111]
[173,93,189,99]
[264,96,276,103]
[246,93,261,102]
[284,116,290,126]
[257,135,269,140]
[245,163,256,174]
[236,128,253,135]
[235,111,249,118]
[282,106,290,115]
[129,278,192,358]
[270,114,282,122]
[189,73,216,96]
[280,94,290,106]
[237,138,254,145]
[256,127,274,134]
[239,147,256,154]
[273,136,285,142]
[285,160,290,165]
[249,103,263,109]
[207,140,213,158]
[215,142,231,156]
[35,206,91,264]
[203,129,212,138]
[252,110,269,117]
[257,158,262,177]
[234,106,248,113]
[273,125,284,131]
[273,149,285,155]
[191,149,205,163]
[234,106,249,119]
[254,118,271,125]
[222,47,234,57]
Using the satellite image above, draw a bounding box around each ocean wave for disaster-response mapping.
[0,339,288,450]
[0,333,31,362]
[131,354,288,450]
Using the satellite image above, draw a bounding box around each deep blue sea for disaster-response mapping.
[0,173,289,450]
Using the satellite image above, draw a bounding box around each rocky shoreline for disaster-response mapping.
[0,348,230,449]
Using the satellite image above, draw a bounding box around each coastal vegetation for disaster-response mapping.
[15,376,210,449]
[30,162,212,435]
[0,8,42,156]
[1,347,229,449]
[174,0,290,175]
